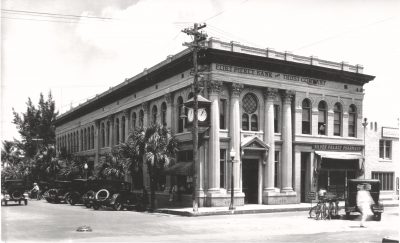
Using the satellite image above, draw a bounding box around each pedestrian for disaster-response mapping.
[357,184,374,227]
[31,182,40,200]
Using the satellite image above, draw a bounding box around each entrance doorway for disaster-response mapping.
[242,159,258,204]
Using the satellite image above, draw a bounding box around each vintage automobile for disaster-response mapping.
[1,180,28,206]
[66,179,104,206]
[345,179,384,221]
[81,179,110,208]
[45,180,72,203]
[91,180,138,211]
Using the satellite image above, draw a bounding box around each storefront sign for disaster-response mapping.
[382,127,399,138]
[215,64,327,86]
[312,144,363,152]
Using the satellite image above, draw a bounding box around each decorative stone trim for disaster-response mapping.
[281,90,295,104]
[141,101,149,112]
[164,93,172,104]
[231,83,244,97]
[207,80,223,94]
[263,88,278,101]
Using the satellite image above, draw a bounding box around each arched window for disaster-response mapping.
[101,123,105,148]
[139,109,144,127]
[334,103,342,136]
[115,118,120,144]
[161,102,167,126]
[251,114,258,131]
[242,93,258,131]
[318,101,327,135]
[121,116,126,142]
[152,105,158,124]
[84,128,87,150]
[177,96,184,133]
[242,114,249,131]
[348,105,357,137]
[302,99,311,134]
[132,112,137,130]
[106,121,110,147]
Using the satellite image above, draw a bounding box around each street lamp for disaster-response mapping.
[229,148,236,210]
[84,163,88,179]
[362,118,368,179]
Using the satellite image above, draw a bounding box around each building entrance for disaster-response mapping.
[242,159,258,204]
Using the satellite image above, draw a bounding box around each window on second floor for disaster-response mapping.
[333,103,342,136]
[152,105,158,125]
[348,105,357,137]
[242,93,259,131]
[379,140,392,160]
[161,102,167,126]
[177,96,184,133]
[139,109,144,128]
[318,101,327,135]
[302,99,311,134]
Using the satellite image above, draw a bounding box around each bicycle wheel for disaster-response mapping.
[327,202,334,220]
[309,205,317,218]
[321,202,328,220]
[315,203,322,220]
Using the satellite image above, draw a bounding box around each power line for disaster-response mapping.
[1,8,114,20]
[1,16,82,24]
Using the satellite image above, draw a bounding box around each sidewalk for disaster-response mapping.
[155,200,399,217]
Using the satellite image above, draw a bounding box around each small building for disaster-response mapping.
[364,122,399,200]
[54,38,377,207]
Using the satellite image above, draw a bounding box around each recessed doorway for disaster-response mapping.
[242,159,258,204]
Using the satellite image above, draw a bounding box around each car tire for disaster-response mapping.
[4,201,7,206]
[345,212,350,218]
[95,189,109,202]
[85,203,91,208]
[24,200,28,205]
[374,213,381,221]
[92,204,100,210]
[113,201,123,211]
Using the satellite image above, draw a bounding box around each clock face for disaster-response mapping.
[198,108,207,122]
[187,108,194,122]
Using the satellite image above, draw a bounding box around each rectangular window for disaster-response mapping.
[379,140,392,159]
[274,105,280,133]
[348,114,355,137]
[220,149,226,188]
[220,99,227,129]
[274,151,280,188]
[334,112,341,136]
[372,172,394,190]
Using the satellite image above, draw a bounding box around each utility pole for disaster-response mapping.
[182,23,207,213]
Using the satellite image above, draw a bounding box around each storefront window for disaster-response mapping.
[274,151,280,188]
[220,149,226,188]
[274,105,280,133]
[220,99,227,129]
[372,172,394,190]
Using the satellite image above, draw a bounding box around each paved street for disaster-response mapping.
[1,199,398,243]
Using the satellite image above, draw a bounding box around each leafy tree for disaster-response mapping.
[12,92,58,158]
[1,140,23,166]
[95,151,128,180]
[116,123,177,210]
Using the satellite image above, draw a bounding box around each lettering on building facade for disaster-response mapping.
[215,64,327,86]
[312,144,363,152]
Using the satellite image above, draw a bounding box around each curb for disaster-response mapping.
[155,203,398,217]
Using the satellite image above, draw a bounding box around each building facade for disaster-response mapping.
[55,38,376,207]
[364,123,399,200]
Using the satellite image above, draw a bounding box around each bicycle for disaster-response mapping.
[326,197,339,219]
[309,196,328,220]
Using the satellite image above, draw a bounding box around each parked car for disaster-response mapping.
[345,179,384,221]
[1,180,28,206]
[81,179,110,208]
[66,179,104,206]
[45,180,72,203]
[91,180,138,211]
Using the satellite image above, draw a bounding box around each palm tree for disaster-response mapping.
[116,123,177,210]
[95,151,126,180]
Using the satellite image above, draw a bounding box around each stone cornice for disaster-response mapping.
[207,80,223,94]
[263,88,279,101]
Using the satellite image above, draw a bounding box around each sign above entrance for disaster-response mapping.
[312,144,363,152]
[215,63,327,86]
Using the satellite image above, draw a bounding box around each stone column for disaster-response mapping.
[343,112,349,137]
[230,83,244,191]
[142,102,149,128]
[281,90,294,192]
[311,107,319,135]
[207,80,222,192]
[263,88,278,192]
[327,109,334,137]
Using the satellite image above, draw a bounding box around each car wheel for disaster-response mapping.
[18,200,21,205]
[374,213,382,221]
[345,212,350,219]
[85,203,91,208]
[92,204,100,210]
[4,201,8,206]
[24,200,28,205]
[113,201,123,211]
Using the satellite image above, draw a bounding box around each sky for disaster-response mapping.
[1,0,400,141]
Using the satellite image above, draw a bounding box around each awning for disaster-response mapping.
[314,151,363,170]
[314,151,363,160]
[164,162,193,176]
